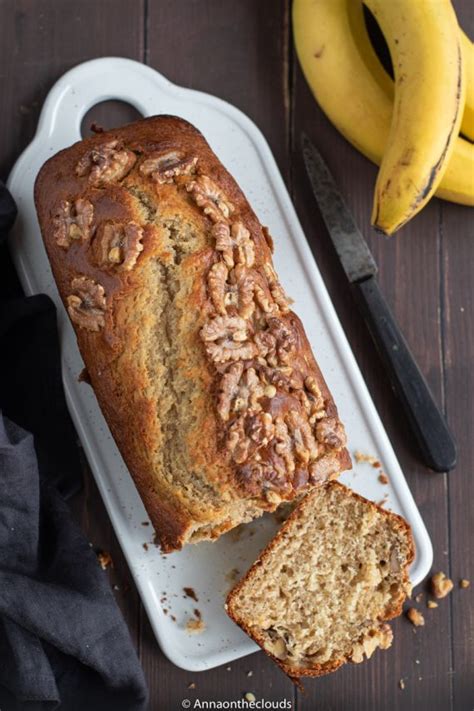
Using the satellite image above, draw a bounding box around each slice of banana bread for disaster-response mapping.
[226,481,414,681]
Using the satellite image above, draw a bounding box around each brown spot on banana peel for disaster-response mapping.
[373,42,463,235]
[415,43,463,206]
[314,45,325,59]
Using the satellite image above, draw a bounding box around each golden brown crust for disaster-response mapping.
[34,116,351,552]
[226,481,415,682]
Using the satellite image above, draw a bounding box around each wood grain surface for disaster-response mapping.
[0,1,472,709]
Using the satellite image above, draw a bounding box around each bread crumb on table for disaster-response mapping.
[188,682,196,689]
[354,450,381,467]
[431,571,454,599]
[244,692,256,702]
[460,579,470,589]
[378,472,389,485]
[407,608,425,627]
[186,617,206,634]
[183,586,199,602]
[97,550,113,570]
[415,592,424,603]
[427,600,438,609]
[399,678,405,690]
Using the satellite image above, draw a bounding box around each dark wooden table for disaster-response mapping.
[1,1,473,709]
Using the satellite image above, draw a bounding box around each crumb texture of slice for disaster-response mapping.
[227,482,414,679]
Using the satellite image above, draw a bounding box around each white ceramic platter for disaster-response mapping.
[7,57,432,672]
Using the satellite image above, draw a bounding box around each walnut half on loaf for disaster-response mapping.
[34,116,351,551]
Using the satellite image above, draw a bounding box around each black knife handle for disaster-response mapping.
[352,277,457,472]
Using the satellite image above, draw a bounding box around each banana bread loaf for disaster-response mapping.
[34,115,351,551]
[226,481,414,681]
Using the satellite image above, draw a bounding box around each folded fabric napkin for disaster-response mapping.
[0,181,148,710]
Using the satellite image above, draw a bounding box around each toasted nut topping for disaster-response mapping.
[76,140,136,184]
[140,149,197,183]
[350,624,393,663]
[97,550,113,570]
[93,221,144,271]
[231,222,255,268]
[67,277,106,332]
[217,362,244,421]
[308,453,340,484]
[407,608,425,627]
[263,262,291,312]
[212,223,234,268]
[315,416,347,450]
[207,261,229,315]
[431,572,454,599]
[187,175,234,222]
[200,315,257,363]
[286,409,319,464]
[54,198,94,248]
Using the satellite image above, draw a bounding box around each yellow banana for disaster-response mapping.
[293,0,474,227]
[348,6,474,143]
[364,0,465,234]
[461,31,474,140]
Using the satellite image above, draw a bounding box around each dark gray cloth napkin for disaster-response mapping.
[0,181,148,710]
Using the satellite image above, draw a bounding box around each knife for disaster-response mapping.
[301,133,457,473]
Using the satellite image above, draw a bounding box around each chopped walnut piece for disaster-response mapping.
[273,416,295,475]
[308,453,340,484]
[76,140,136,184]
[200,315,257,363]
[354,450,381,467]
[427,600,438,608]
[67,277,106,332]
[245,412,274,446]
[97,550,113,570]
[265,636,287,660]
[140,149,197,183]
[286,410,318,464]
[218,363,244,421]
[93,221,144,271]
[227,411,274,465]
[232,222,255,267]
[207,261,229,315]
[233,368,265,413]
[407,608,425,627]
[267,317,297,364]
[186,617,206,634]
[187,175,234,222]
[431,572,454,599]
[350,624,393,663]
[460,579,470,589]
[230,265,257,319]
[262,263,291,313]
[213,223,234,268]
[211,221,256,269]
[315,416,346,450]
[53,199,94,248]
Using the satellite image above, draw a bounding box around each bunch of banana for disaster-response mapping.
[293,0,474,235]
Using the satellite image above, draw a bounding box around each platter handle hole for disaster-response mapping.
[80,100,143,138]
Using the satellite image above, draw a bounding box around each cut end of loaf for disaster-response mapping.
[226,481,414,680]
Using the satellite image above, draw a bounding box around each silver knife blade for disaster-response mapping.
[301,133,377,283]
